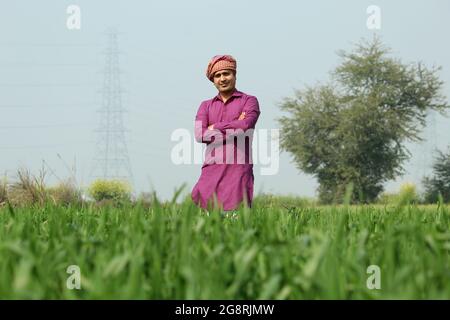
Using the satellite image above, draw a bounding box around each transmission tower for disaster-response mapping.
[418,110,438,184]
[90,28,133,184]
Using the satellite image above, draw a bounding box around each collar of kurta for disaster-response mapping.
[212,88,243,103]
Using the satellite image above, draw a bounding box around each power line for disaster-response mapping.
[0,141,91,149]
[0,43,100,47]
[0,83,95,87]
[0,103,95,108]
[0,63,93,67]
[0,123,94,129]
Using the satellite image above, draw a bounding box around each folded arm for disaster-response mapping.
[212,96,261,135]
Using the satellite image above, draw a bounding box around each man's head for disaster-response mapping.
[206,55,237,93]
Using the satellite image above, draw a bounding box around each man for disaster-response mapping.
[191,55,261,212]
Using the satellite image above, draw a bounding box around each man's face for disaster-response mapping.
[212,69,236,93]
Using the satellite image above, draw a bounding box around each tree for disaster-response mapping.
[422,148,450,203]
[278,36,449,204]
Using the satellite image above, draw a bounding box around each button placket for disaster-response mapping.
[220,102,225,121]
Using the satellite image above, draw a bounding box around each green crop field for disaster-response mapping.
[0,198,449,299]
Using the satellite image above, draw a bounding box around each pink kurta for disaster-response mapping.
[191,89,261,211]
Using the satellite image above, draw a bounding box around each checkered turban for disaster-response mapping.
[206,55,237,82]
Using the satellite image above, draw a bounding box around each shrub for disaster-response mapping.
[47,180,82,207]
[134,191,154,209]
[422,148,450,203]
[398,182,418,205]
[253,193,318,208]
[376,191,399,205]
[7,168,48,207]
[88,179,132,203]
[0,175,7,205]
[377,183,418,206]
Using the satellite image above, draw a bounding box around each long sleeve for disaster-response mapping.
[194,101,211,144]
[213,96,260,135]
[194,101,224,145]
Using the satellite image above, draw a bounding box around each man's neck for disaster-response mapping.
[219,88,236,103]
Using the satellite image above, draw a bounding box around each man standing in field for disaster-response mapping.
[191,55,261,213]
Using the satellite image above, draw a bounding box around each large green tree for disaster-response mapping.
[278,36,449,204]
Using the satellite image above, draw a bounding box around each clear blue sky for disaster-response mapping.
[1,0,449,200]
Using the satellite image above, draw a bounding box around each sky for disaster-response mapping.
[0,0,449,200]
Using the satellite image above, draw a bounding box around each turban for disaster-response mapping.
[206,55,237,82]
